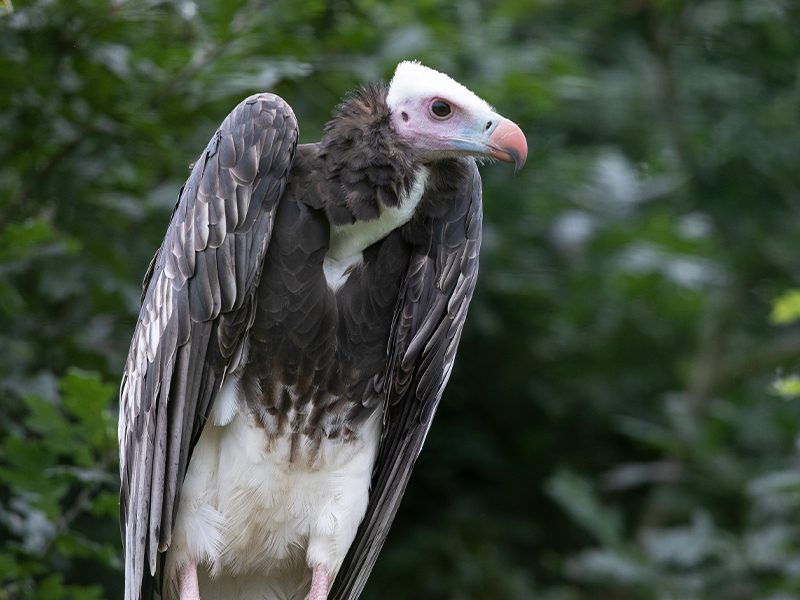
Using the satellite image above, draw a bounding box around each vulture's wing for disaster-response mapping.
[118,94,298,600]
[331,159,483,599]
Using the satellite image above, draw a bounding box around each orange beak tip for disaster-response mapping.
[488,118,528,171]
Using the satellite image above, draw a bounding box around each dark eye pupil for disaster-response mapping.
[431,100,451,117]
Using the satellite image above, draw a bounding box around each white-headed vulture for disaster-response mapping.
[119,61,527,600]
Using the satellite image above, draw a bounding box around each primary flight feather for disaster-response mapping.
[119,60,527,600]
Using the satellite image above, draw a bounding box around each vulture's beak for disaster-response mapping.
[486,118,528,172]
[447,116,528,172]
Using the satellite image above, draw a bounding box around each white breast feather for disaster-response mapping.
[323,167,429,290]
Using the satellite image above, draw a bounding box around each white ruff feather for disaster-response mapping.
[323,166,429,291]
[386,60,493,116]
[164,380,383,600]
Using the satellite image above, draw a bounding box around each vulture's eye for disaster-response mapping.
[430,99,452,119]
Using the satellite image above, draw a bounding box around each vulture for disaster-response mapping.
[119,60,527,600]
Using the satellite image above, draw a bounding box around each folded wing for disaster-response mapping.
[118,94,298,600]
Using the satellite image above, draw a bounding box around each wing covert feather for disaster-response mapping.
[118,93,298,600]
[331,160,483,600]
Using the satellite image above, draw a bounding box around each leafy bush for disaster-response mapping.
[0,370,118,599]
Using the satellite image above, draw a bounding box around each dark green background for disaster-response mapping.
[2,1,800,598]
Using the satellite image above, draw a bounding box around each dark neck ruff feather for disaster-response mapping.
[319,82,420,225]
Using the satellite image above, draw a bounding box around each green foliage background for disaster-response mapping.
[2,0,800,598]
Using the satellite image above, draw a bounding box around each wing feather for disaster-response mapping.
[331,159,483,599]
[119,93,298,600]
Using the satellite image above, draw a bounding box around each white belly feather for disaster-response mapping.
[164,378,382,600]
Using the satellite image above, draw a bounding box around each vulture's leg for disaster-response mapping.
[309,565,330,600]
[178,560,201,600]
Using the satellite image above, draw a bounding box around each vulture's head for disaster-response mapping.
[387,61,528,171]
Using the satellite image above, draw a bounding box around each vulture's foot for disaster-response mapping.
[178,560,200,600]
[309,565,330,600]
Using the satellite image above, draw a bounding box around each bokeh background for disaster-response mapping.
[3,0,800,598]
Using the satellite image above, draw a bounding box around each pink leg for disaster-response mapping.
[308,564,330,600]
[179,560,201,600]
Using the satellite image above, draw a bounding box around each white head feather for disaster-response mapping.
[386,61,494,115]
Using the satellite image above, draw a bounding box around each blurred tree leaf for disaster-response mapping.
[771,375,800,400]
[545,469,623,548]
[771,289,800,325]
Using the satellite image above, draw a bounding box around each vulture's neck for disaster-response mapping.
[319,82,427,290]
[319,82,421,225]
